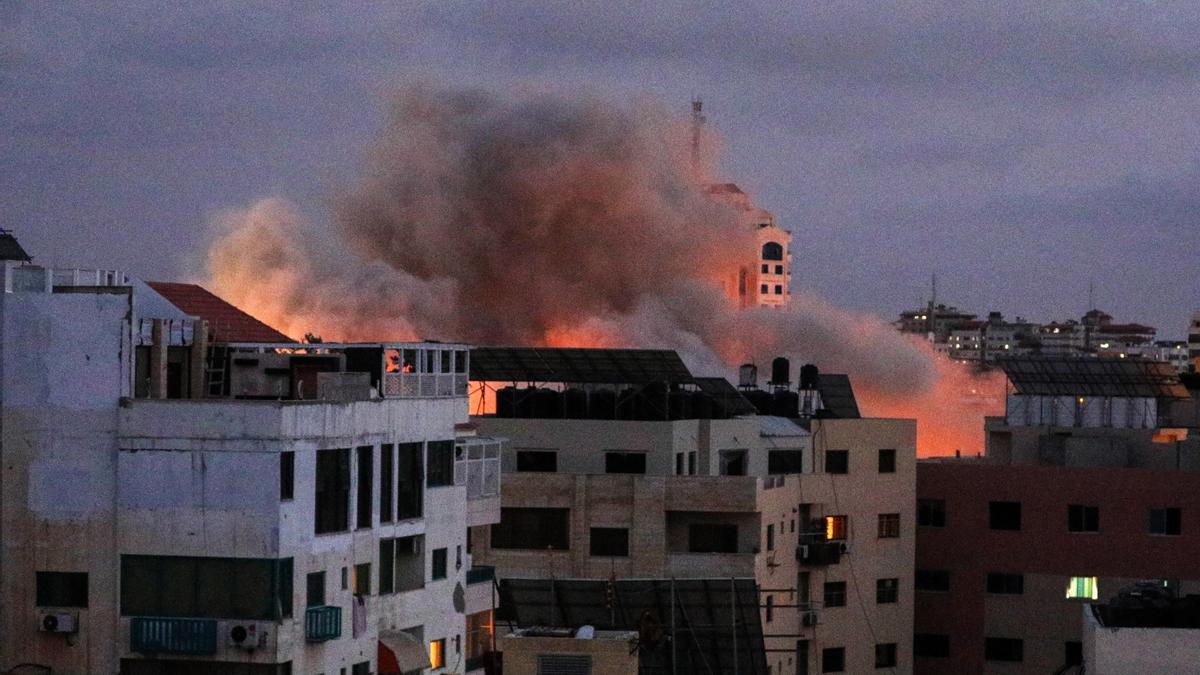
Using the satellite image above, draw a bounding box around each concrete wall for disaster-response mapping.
[499,631,639,675]
[1082,604,1200,674]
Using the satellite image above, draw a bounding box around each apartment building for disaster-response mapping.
[467,347,916,674]
[0,247,500,674]
[915,358,1200,674]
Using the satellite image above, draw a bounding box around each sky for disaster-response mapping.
[3,1,1199,338]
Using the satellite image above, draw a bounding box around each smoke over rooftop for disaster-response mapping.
[206,83,1001,454]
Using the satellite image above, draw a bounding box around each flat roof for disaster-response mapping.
[470,347,694,385]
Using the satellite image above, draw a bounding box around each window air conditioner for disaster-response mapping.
[801,610,820,627]
[39,611,78,633]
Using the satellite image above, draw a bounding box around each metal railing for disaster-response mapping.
[129,617,218,655]
[305,605,342,642]
[382,373,469,398]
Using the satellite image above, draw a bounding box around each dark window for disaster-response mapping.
[605,452,647,474]
[516,450,557,472]
[823,581,847,607]
[315,448,351,534]
[379,540,395,594]
[768,450,803,474]
[353,563,370,596]
[119,555,293,620]
[878,449,896,473]
[307,571,325,607]
[876,578,898,604]
[687,452,696,475]
[989,501,1021,530]
[279,451,294,501]
[1065,641,1083,666]
[491,508,570,550]
[397,442,423,520]
[720,450,748,476]
[36,572,88,608]
[762,242,784,261]
[1068,504,1099,533]
[340,567,348,590]
[877,513,900,538]
[675,453,684,475]
[821,647,845,673]
[915,569,950,592]
[432,548,447,580]
[352,662,370,675]
[766,524,775,551]
[774,285,783,294]
[1150,507,1182,535]
[761,264,769,273]
[590,528,630,557]
[986,572,1024,595]
[984,637,1023,662]
[914,633,950,658]
[917,499,945,527]
[688,523,739,553]
[356,446,373,529]
[775,264,784,275]
[875,643,897,669]
[426,440,454,487]
[380,444,394,523]
[764,594,774,622]
[760,284,769,294]
[825,450,849,474]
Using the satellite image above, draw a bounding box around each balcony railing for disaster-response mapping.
[797,542,842,566]
[305,605,342,642]
[466,565,495,585]
[130,617,218,655]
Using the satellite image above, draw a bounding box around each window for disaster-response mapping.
[279,451,294,501]
[590,528,630,557]
[430,638,445,669]
[823,581,847,607]
[825,515,848,541]
[36,572,88,607]
[768,450,802,474]
[825,450,849,474]
[986,572,1024,595]
[821,647,845,673]
[877,513,900,538]
[878,449,896,473]
[688,523,738,553]
[876,578,898,604]
[352,663,370,675]
[760,284,769,294]
[380,444,394,523]
[914,633,949,658]
[353,563,370,596]
[1149,507,1182,535]
[426,441,454,487]
[915,569,950,592]
[605,452,647,474]
[761,263,769,273]
[765,595,774,622]
[432,548,448,580]
[762,242,784,261]
[719,450,748,476]
[356,446,373,529]
[984,637,1023,662]
[687,452,696,475]
[379,540,395,594]
[917,499,945,527]
[121,556,294,620]
[397,442,423,520]
[315,448,351,534]
[675,453,684,475]
[307,571,325,607]
[774,285,783,295]
[1065,576,1098,600]
[341,566,348,590]
[766,524,775,551]
[875,643,897,668]
[491,508,570,550]
[989,501,1021,530]
[1068,504,1099,533]
[516,450,557,473]
[775,264,784,275]
[1065,641,1083,666]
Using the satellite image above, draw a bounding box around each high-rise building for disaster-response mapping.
[706,183,792,309]
[1189,311,1200,372]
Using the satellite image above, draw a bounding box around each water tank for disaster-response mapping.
[692,390,714,418]
[641,381,669,421]
[617,387,640,420]
[738,363,758,388]
[533,387,563,418]
[799,364,819,390]
[515,387,536,418]
[771,357,790,387]
[590,389,616,419]
[563,388,588,418]
[496,386,518,417]
[745,389,773,416]
[772,389,799,417]
[669,389,693,420]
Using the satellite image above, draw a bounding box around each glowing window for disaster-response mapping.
[1065,576,1098,600]
[430,637,445,668]
[825,515,848,541]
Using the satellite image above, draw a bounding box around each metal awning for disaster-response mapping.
[378,630,429,674]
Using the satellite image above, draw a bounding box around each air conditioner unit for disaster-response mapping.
[39,611,78,633]
[801,610,820,627]
[227,623,266,650]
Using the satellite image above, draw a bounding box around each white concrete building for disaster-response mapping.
[0,253,501,674]
[705,183,792,309]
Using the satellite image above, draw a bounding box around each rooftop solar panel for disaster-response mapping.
[694,377,758,416]
[470,347,695,385]
[999,357,1189,399]
[816,374,861,418]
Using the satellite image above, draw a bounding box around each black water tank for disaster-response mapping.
[590,389,616,419]
[563,388,588,418]
[771,357,791,387]
[617,387,640,420]
[668,389,693,420]
[692,391,714,418]
[515,387,536,418]
[800,363,819,390]
[533,388,563,418]
[772,389,799,417]
[496,386,518,417]
[641,381,669,421]
[745,389,773,416]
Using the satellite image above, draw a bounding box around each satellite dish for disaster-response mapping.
[452,582,466,613]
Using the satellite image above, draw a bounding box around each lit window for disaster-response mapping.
[1065,576,1098,600]
[430,638,445,668]
[825,515,848,541]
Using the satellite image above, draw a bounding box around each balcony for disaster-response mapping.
[305,605,342,642]
[130,617,218,655]
[466,565,496,586]
[796,542,842,566]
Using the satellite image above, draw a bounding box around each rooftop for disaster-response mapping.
[1093,583,1200,629]
[146,281,293,343]
[469,346,694,385]
[999,357,1190,399]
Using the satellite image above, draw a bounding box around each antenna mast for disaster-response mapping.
[691,97,705,171]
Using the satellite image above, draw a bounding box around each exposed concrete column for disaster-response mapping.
[189,320,208,399]
[149,319,168,399]
[571,474,588,576]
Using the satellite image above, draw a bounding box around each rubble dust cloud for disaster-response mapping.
[206,83,1002,455]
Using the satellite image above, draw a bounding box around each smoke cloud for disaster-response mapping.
[206,83,1001,454]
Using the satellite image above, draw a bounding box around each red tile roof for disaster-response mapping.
[146,281,293,343]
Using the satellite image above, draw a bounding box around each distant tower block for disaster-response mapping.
[703,181,792,309]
